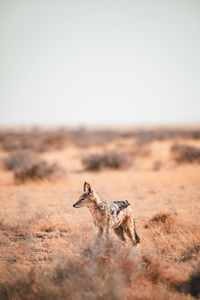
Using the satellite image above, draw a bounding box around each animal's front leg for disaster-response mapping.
[95,227,103,243]
[105,217,111,242]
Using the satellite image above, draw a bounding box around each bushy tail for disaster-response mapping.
[134,220,140,244]
[135,231,140,244]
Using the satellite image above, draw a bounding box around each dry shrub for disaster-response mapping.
[3,151,37,171]
[147,212,174,225]
[82,151,131,171]
[171,144,200,164]
[15,161,62,182]
[174,266,200,298]
[152,160,163,171]
[145,213,175,234]
[3,152,63,182]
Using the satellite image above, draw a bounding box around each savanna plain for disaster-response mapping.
[0,126,200,300]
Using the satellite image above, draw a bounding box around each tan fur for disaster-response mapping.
[73,182,140,246]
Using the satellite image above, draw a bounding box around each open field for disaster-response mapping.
[0,126,200,300]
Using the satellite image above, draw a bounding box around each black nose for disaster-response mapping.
[73,204,75,207]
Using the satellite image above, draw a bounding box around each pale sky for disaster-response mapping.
[0,0,200,126]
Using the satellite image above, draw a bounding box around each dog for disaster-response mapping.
[73,182,140,246]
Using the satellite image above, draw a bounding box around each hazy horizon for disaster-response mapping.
[1,0,200,126]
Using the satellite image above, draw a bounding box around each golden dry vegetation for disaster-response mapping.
[0,127,200,300]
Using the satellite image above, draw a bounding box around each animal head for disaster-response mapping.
[73,182,96,208]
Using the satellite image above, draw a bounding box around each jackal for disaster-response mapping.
[73,182,140,246]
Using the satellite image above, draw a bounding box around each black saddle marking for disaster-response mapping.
[113,200,130,215]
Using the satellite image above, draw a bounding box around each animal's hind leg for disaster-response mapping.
[114,226,126,243]
[124,217,140,246]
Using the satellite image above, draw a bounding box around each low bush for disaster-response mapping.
[3,151,37,170]
[14,161,62,182]
[144,213,175,234]
[82,151,131,171]
[3,152,63,182]
[174,266,200,297]
[152,160,163,171]
[171,144,200,164]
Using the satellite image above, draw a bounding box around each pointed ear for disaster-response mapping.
[84,181,92,194]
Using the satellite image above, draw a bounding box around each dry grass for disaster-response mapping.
[0,126,200,299]
[0,211,199,300]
